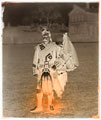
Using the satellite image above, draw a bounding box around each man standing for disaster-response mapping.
[30,27,79,113]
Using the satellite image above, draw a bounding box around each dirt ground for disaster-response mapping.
[3,43,98,118]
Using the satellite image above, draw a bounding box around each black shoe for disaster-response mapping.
[30,106,37,111]
[30,106,43,113]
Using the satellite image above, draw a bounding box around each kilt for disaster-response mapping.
[37,68,67,97]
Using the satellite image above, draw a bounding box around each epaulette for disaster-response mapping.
[39,43,45,50]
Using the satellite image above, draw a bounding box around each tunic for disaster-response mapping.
[32,34,79,97]
[32,42,68,97]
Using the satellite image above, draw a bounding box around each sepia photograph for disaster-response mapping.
[2,1,99,118]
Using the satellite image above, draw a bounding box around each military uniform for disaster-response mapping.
[32,41,66,96]
[31,30,79,112]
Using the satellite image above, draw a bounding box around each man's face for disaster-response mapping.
[43,35,50,44]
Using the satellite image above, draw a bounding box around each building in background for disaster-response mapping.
[68,4,98,42]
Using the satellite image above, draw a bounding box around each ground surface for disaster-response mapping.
[3,43,98,118]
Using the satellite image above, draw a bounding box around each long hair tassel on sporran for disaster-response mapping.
[40,72,53,95]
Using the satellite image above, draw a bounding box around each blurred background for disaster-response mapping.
[2,2,99,43]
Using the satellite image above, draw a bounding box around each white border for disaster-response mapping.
[99,0,101,119]
[0,0,100,2]
[0,1,3,120]
[0,0,100,120]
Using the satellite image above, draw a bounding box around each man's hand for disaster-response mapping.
[52,65,56,70]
